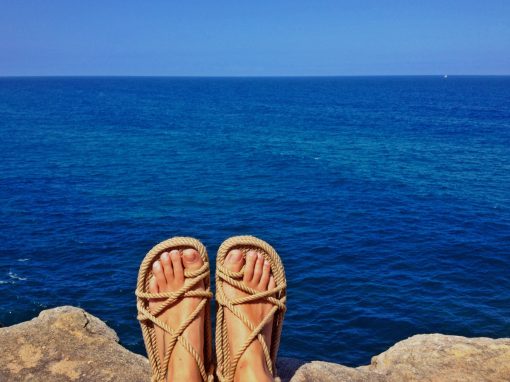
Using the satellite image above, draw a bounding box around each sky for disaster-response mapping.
[0,0,509,76]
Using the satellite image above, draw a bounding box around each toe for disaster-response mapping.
[243,251,257,283]
[170,250,184,283]
[149,276,159,294]
[268,275,276,290]
[182,248,203,270]
[152,261,167,290]
[160,252,173,283]
[148,276,159,306]
[224,249,244,272]
[251,254,264,287]
[259,260,271,289]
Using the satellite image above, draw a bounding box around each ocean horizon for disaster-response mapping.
[1,76,509,366]
[2,74,509,78]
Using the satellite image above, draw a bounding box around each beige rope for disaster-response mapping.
[215,236,287,382]
[135,237,214,382]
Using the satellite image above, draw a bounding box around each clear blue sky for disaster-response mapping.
[1,0,509,76]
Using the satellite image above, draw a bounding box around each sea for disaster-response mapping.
[0,76,509,366]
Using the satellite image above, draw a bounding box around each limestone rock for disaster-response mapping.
[0,306,150,381]
[290,334,510,382]
[1,306,509,381]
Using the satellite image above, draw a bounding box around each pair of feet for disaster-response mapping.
[148,248,276,382]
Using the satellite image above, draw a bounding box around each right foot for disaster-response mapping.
[222,249,276,382]
[148,249,206,382]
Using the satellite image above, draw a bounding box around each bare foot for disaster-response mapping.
[223,249,276,382]
[148,249,205,382]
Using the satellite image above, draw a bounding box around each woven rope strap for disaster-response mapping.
[136,237,213,382]
[216,264,286,381]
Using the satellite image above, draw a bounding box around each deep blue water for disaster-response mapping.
[1,76,509,366]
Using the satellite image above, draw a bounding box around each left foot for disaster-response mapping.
[148,249,205,382]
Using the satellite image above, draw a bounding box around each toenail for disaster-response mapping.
[229,251,242,262]
[183,250,197,262]
[153,261,161,270]
[161,252,169,261]
[247,251,256,259]
[264,260,270,267]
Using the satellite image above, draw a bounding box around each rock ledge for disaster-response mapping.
[1,306,509,381]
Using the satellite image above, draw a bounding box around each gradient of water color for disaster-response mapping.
[0,76,509,365]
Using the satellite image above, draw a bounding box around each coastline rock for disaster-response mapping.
[1,306,509,382]
[290,334,510,382]
[0,306,150,381]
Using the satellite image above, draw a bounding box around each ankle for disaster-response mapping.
[169,367,202,382]
[168,348,203,382]
[235,356,273,382]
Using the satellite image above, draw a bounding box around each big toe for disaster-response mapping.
[182,248,204,270]
[224,249,244,272]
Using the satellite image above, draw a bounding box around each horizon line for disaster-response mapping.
[1,74,510,79]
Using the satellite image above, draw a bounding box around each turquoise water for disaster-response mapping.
[0,76,509,365]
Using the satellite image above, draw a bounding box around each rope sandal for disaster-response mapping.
[135,237,214,382]
[215,235,287,382]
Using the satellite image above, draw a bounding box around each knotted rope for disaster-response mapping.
[135,237,214,382]
[215,236,287,382]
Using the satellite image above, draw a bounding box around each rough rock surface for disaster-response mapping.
[1,306,509,382]
[290,334,510,382]
[0,306,150,381]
